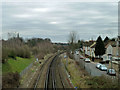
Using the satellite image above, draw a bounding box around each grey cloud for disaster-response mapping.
[2,2,118,42]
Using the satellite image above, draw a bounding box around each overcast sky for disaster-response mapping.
[2,2,118,42]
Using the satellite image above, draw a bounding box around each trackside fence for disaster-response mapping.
[19,63,33,77]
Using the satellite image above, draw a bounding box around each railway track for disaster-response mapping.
[58,68,65,89]
[33,52,66,89]
[33,55,54,90]
[44,54,65,89]
[44,55,57,89]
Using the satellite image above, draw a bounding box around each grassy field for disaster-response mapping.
[2,57,34,74]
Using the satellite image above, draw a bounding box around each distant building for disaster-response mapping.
[103,39,120,61]
[83,40,95,56]
[90,42,96,57]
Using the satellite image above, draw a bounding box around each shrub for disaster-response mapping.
[2,72,20,88]
[2,47,8,63]
[37,52,45,59]
[86,76,118,88]
[67,51,74,59]
[15,46,31,58]
[8,49,16,59]
[23,46,31,58]
[32,41,54,59]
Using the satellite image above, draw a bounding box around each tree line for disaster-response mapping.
[2,36,66,64]
[2,37,31,63]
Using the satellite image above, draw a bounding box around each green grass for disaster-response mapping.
[2,57,34,74]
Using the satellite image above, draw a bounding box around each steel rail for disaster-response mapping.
[44,53,65,89]
[33,55,53,90]
[44,55,58,90]
[58,68,65,89]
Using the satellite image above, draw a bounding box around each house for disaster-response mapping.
[103,39,120,61]
[83,40,95,56]
[103,44,113,61]
[90,42,96,57]
[107,37,120,72]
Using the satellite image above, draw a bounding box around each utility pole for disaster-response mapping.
[110,55,112,70]
[66,54,68,68]
[118,1,120,87]
[108,53,112,79]
[108,54,112,68]
[116,36,120,86]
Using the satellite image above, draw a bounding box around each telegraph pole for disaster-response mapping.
[117,1,120,87]
[117,36,120,86]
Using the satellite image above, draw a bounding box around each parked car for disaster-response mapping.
[80,55,85,59]
[107,69,116,76]
[99,65,107,71]
[84,58,90,62]
[96,63,102,69]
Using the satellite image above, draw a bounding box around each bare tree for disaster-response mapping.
[68,31,77,44]
[68,31,78,52]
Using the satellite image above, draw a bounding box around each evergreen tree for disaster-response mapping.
[111,38,115,41]
[104,36,109,42]
[78,40,81,48]
[77,40,83,48]
[95,36,105,58]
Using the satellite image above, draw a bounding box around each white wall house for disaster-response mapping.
[83,41,95,56]
[103,45,113,61]
[85,46,90,56]
[90,42,96,57]
[106,45,113,55]
[103,40,120,61]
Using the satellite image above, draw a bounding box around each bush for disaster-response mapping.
[2,47,8,63]
[67,51,74,59]
[24,46,31,58]
[15,46,31,58]
[8,49,16,59]
[37,52,45,59]
[32,41,54,59]
[2,38,31,62]
[86,76,118,88]
[2,72,20,88]
[16,48,24,57]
